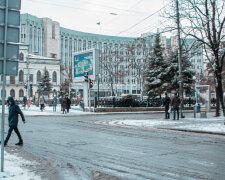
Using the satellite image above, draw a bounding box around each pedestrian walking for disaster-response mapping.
[61,96,67,114]
[39,95,45,111]
[52,96,57,112]
[171,93,181,120]
[163,92,171,119]
[1,97,26,146]
[23,96,27,110]
[66,96,71,113]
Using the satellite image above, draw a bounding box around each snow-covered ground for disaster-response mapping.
[0,105,224,180]
[0,104,94,116]
[95,115,225,134]
[0,151,41,179]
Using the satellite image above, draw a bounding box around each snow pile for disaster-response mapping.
[0,151,41,180]
[98,116,225,134]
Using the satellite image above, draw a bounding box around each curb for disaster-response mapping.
[158,128,225,136]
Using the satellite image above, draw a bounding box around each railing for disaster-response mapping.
[97,97,217,108]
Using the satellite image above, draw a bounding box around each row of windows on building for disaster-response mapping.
[4,70,57,84]
[1,88,58,99]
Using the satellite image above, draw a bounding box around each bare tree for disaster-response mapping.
[176,0,225,116]
[60,65,73,97]
[164,0,225,116]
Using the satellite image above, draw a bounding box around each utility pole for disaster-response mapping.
[26,54,30,100]
[1,0,8,172]
[176,0,184,118]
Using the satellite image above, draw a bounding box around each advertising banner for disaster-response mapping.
[73,49,99,82]
[196,85,211,111]
[74,52,93,77]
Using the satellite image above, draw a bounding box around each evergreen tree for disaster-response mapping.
[145,34,169,98]
[165,51,195,95]
[37,67,52,96]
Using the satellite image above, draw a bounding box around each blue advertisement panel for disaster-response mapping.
[74,52,93,77]
[196,85,210,111]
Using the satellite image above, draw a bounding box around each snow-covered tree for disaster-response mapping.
[145,33,169,98]
[37,67,52,96]
[165,50,195,95]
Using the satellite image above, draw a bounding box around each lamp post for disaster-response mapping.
[97,74,101,101]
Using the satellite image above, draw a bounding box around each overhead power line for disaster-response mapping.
[116,2,170,36]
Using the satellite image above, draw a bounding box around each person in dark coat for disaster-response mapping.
[61,96,67,114]
[52,96,57,112]
[39,96,45,111]
[66,96,71,113]
[171,93,181,120]
[23,96,27,110]
[163,92,171,119]
[3,97,26,146]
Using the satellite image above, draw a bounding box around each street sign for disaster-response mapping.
[0,43,19,59]
[0,0,20,75]
[0,0,21,9]
[0,0,21,172]
[0,60,18,76]
[0,9,20,26]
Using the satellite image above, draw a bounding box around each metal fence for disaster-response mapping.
[97,97,217,108]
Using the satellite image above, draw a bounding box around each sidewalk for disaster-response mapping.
[0,104,94,116]
[93,112,225,135]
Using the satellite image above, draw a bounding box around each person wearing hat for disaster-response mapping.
[2,97,26,146]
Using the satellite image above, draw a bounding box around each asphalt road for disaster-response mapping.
[5,113,225,180]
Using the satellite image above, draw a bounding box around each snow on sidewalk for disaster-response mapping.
[0,104,93,116]
[96,116,225,134]
[0,151,41,180]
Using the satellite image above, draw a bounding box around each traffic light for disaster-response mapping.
[24,83,27,89]
[84,71,88,82]
[30,84,33,91]
[89,79,93,88]
[30,84,33,96]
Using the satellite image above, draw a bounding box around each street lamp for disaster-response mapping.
[97,74,101,101]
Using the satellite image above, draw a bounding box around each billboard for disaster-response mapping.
[73,49,99,81]
[196,85,211,111]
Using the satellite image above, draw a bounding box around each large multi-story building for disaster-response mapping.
[19,13,152,98]
[0,13,205,100]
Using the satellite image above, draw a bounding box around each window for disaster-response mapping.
[52,71,57,83]
[19,70,24,82]
[29,74,33,83]
[10,76,15,84]
[52,23,55,39]
[10,89,15,98]
[19,53,24,61]
[37,71,41,82]
[19,89,24,98]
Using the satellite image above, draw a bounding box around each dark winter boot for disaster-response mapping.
[15,141,23,146]
[0,141,7,146]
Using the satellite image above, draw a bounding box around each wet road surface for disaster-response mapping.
[7,113,225,179]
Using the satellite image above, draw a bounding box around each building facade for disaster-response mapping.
[0,44,60,100]
[1,13,205,100]
[20,13,152,97]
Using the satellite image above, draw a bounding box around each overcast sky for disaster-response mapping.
[21,0,172,37]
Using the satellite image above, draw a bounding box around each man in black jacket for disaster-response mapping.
[3,97,26,146]
[163,93,171,119]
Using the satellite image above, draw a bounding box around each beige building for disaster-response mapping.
[0,44,61,100]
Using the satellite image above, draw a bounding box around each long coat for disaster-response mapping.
[66,98,71,109]
[163,96,171,107]
[171,95,181,109]
[61,98,67,111]
[8,97,25,127]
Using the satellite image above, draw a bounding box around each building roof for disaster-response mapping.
[60,27,136,43]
